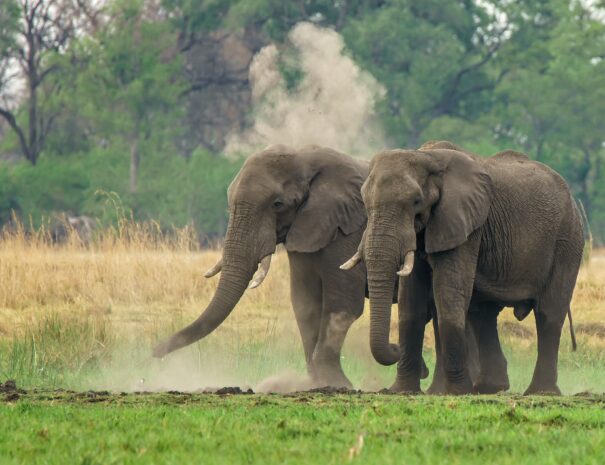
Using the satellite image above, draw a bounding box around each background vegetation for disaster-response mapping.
[1,0,604,243]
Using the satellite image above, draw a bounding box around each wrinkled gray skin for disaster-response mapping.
[345,141,583,395]
[152,145,429,388]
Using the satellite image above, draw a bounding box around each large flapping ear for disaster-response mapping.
[285,147,368,253]
[422,150,494,254]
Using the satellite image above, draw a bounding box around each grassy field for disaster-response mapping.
[0,389,604,465]
[0,225,604,464]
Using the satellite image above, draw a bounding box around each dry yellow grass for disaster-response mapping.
[0,223,603,364]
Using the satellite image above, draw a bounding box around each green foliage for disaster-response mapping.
[0,147,242,237]
[0,0,18,57]
[0,0,604,242]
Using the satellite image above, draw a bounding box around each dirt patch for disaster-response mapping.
[500,322,533,338]
[303,386,360,395]
[203,387,254,395]
[2,379,604,404]
[1,379,25,402]
[73,391,112,403]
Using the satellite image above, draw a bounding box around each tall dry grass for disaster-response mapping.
[0,220,603,391]
[0,220,291,342]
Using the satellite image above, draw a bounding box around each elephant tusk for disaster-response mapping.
[340,250,363,271]
[397,251,415,277]
[204,257,223,278]
[248,254,272,289]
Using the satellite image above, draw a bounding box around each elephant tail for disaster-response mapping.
[568,308,577,352]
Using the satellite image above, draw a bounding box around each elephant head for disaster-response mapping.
[153,144,367,358]
[342,147,493,365]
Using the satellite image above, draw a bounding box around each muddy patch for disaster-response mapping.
[2,379,604,404]
[1,379,25,402]
[200,387,254,395]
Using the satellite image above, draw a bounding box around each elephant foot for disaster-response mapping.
[524,383,561,396]
[445,376,474,395]
[473,372,509,394]
[312,366,353,390]
[389,378,422,394]
[473,380,510,394]
[426,380,447,395]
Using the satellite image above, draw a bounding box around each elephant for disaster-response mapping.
[152,144,381,388]
[341,141,583,395]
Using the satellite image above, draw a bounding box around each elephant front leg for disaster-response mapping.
[430,242,479,395]
[392,256,431,393]
[289,256,323,382]
[428,310,481,394]
[312,310,357,389]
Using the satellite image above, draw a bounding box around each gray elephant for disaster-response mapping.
[153,145,371,388]
[342,142,583,395]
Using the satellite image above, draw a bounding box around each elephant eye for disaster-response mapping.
[273,200,284,208]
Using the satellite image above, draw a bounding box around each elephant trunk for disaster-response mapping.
[365,231,403,366]
[153,204,265,358]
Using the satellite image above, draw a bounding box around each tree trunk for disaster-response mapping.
[28,77,38,166]
[130,138,139,194]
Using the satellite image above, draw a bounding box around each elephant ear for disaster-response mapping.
[285,148,367,253]
[424,150,494,254]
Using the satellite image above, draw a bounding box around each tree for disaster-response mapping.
[0,0,80,165]
[492,0,605,235]
[341,0,510,147]
[72,0,185,193]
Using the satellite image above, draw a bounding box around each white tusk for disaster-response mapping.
[340,250,363,271]
[397,251,415,277]
[248,254,272,289]
[204,257,223,278]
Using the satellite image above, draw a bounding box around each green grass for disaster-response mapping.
[1,391,604,465]
[2,314,605,464]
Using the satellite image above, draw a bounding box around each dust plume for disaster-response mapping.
[226,22,386,157]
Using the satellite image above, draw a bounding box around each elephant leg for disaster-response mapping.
[428,305,481,394]
[430,236,479,395]
[468,304,509,394]
[310,230,366,389]
[392,255,431,393]
[289,254,323,381]
[525,307,565,395]
[312,310,357,388]
[525,246,580,396]
[427,301,446,394]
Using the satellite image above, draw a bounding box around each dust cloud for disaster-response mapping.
[225,22,386,157]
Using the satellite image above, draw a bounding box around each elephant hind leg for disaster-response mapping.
[468,303,509,394]
[524,307,565,395]
[525,246,580,395]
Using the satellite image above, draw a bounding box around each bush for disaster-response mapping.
[0,147,243,241]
